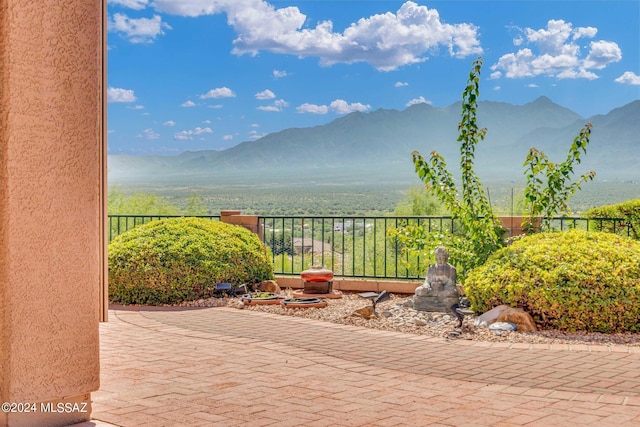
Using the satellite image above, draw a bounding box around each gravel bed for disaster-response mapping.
[177,292,640,347]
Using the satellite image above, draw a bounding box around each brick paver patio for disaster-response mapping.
[90,306,640,426]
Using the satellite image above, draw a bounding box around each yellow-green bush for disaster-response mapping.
[109,217,273,305]
[464,230,640,332]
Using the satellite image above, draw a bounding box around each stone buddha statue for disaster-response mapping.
[412,247,459,311]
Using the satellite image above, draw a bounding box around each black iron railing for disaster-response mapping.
[258,215,455,280]
[107,214,633,280]
[107,214,221,242]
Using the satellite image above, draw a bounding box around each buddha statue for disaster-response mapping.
[412,247,459,312]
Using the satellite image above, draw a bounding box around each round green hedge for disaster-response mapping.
[109,217,274,305]
[464,230,640,332]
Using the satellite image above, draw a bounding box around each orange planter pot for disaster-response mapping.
[300,265,334,282]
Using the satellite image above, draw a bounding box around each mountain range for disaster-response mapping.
[109,97,640,186]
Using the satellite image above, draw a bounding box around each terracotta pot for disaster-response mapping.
[301,265,334,282]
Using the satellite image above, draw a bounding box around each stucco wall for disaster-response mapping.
[0,1,102,425]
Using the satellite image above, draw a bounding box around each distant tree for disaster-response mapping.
[185,193,208,215]
[108,187,181,215]
[392,185,445,216]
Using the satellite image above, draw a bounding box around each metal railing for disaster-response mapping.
[107,214,633,280]
[548,216,636,238]
[108,214,221,242]
[259,215,456,280]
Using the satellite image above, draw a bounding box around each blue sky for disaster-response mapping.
[106,0,640,155]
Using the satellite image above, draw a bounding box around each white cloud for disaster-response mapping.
[556,68,598,80]
[108,0,149,10]
[203,120,212,124]
[249,130,267,140]
[615,71,640,85]
[329,99,370,114]
[150,0,481,71]
[273,70,288,78]
[163,120,175,126]
[107,87,136,103]
[527,83,539,88]
[147,0,224,16]
[257,105,281,112]
[297,103,329,114]
[174,127,213,141]
[395,81,409,87]
[584,41,622,69]
[255,89,276,100]
[182,100,196,107]
[133,104,144,110]
[208,104,224,109]
[258,99,289,112]
[572,26,598,40]
[493,86,501,91]
[491,19,621,80]
[200,87,236,99]
[296,99,371,114]
[250,123,260,128]
[108,13,171,44]
[406,96,431,107]
[223,135,234,141]
[138,128,159,140]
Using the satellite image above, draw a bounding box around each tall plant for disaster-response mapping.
[523,124,596,230]
[390,57,505,282]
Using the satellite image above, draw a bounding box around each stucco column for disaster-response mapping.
[0,1,103,426]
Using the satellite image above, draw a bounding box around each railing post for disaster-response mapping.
[220,210,263,240]
[498,216,541,237]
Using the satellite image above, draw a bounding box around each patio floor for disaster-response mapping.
[88,305,640,426]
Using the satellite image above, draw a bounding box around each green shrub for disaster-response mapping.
[109,217,273,305]
[464,230,640,332]
[584,199,640,240]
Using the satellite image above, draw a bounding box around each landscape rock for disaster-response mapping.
[351,306,376,319]
[174,293,640,348]
[254,280,281,294]
[496,309,537,332]
[474,305,510,328]
[489,322,517,331]
[475,305,537,332]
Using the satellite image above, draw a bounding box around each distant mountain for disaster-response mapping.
[109,97,639,185]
